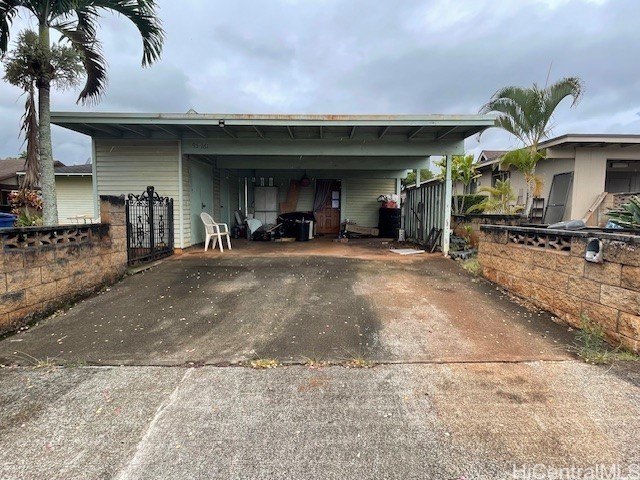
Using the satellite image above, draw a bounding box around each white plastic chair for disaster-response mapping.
[200,212,232,252]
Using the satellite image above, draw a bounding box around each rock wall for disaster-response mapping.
[478,226,640,353]
[0,196,127,334]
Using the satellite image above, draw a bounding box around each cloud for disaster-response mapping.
[0,0,638,164]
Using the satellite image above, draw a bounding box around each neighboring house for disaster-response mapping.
[51,164,95,223]
[51,112,495,250]
[466,134,640,224]
[14,162,95,222]
[0,157,26,212]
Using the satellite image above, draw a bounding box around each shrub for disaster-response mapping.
[467,180,523,215]
[454,194,486,214]
[607,195,640,231]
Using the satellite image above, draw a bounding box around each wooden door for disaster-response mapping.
[315,181,341,234]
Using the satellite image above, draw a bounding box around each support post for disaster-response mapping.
[91,138,99,221]
[244,177,248,216]
[442,154,452,256]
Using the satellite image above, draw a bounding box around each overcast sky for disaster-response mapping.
[1,0,639,165]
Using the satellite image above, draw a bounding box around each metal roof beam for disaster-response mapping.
[182,138,465,156]
[378,126,390,139]
[253,126,265,139]
[82,123,123,137]
[119,124,152,138]
[153,124,182,138]
[435,126,459,140]
[408,126,425,139]
[319,126,323,139]
[349,126,357,139]
[286,126,295,139]
[185,125,207,138]
[220,126,237,139]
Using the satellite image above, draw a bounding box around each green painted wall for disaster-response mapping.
[343,178,396,227]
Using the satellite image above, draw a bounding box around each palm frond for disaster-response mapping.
[78,0,164,65]
[480,76,584,149]
[538,77,584,138]
[20,83,39,190]
[52,20,107,104]
[0,0,22,53]
[499,148,539,175]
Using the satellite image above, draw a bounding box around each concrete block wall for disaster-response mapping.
[478,227,640,353]
[0,196,127,335]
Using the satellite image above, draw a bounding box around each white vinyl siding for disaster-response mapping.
[95,140,182,247]
[56,176,95,223]
[343,178,395,227]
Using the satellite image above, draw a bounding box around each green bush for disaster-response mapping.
[607,195,640,230]
[454,194,486,214]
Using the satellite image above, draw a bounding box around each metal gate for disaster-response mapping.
[403,180,445,247]
[126,186,174,265]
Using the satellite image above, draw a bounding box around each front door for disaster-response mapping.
[315,180,341,234]
[190,159,214,244]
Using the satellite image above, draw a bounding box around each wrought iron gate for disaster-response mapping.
[403,180,445,246]
[126,186,174,265]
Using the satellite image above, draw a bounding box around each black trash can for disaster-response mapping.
[378,207,401,239]
[296,220,311,242]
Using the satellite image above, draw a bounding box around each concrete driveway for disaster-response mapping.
[0,239,575,366]
[1,239,638,479]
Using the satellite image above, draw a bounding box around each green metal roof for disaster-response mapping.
[51,112,496,142]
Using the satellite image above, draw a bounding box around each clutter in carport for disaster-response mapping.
[232,209,316,242]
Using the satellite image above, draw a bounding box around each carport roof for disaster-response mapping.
[51,112,496,141]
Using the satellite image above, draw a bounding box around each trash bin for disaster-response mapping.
[0,213,16,228]
[296,220,311,242]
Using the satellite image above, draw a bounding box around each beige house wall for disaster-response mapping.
[547,145,640,219]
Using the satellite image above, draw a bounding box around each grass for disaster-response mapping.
[301,356,327,368]
[460,257,482,276]
[573,315,639,365]
[345,357,375,369]
[248,358,280,369]
[14,352,59,369]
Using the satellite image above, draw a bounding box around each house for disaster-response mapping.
[0,157,26,212]
[50,164,95,223]
[50,112,496,253]
[5,160,95,222]
[468,135,640,224]
[0,157,65,213]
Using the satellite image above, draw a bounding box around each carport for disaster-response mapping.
[51,113,495,254]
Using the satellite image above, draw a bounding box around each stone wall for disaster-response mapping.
[478,225,640,353]
[453,214,522,248]
[0,196,127,335]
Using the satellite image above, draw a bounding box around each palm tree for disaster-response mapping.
[467,179,523,215]
[0,0,164,225]
[480,77,583,213]
[435,154,480,214]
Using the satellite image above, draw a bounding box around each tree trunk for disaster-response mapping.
[38,24,58,226]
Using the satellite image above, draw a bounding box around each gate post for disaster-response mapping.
[125,196,131,264]
[147,186,155,256]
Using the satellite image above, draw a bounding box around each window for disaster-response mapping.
[331,190,340,209]
[492,170,510,187]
